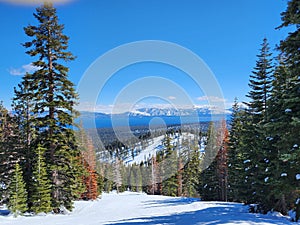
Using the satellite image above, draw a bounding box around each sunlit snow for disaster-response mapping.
[1,191,294,225]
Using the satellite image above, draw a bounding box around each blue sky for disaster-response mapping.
[0,0,291,113]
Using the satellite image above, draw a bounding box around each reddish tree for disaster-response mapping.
[81,139,99,200]
[177,158,183,197]
[216,119,229,201]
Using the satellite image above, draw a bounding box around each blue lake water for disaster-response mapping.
[80,115,229,129]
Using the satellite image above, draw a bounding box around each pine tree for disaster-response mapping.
[12,78,36,200]
[129,165,136,192]
[96,168,104,196]
[103,164,114,193]
[0,102,11,193]
[240,38,274,208]
[202,122,219,170]
[0,103,21,201]
[227,99,245,202]
[162,135,178,196]
[8,163,28,216]
[182,145,200,197]
[13,3,83,211]
[265,0,300,215]
[31,145,52,214]
[246,38,273,123]
[135,165,143,192]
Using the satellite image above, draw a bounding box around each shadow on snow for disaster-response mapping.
[104,198,293,225]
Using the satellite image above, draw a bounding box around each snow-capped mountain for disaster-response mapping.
[127,106,231,117]
[78,106,231,128]
[128,108,192,117]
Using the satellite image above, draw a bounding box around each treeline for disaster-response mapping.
[98,121,228,200]
[0,3,100,216]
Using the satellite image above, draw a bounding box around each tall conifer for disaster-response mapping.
[266,0,300,215]
[13,3,83,211]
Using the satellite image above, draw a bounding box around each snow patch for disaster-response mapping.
[244,159,251,164]
[285,108,292,113]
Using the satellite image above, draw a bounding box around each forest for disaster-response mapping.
[0,0,299,222]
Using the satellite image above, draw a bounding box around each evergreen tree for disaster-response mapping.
[31,145,52,214]
[135,165,143,192]
[199,122,219,201]
[129,165,136,192]
[182,145,200,197]
[278,0,300,207]
[114,157,122,193]
[0,103,21,202]
[13,3,83,211]
[201,122,219,170]
[12,78,36,201]
[240,38,274,208]
[96,169,104,196]
[265,0,300,214]
[246,38,273,123]
[8,163,28,216]
[227,99,245,202]
[162,135,178,197]
[0,102,11,193]
[103,164,114,193]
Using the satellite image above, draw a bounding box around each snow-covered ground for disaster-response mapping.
[124,135,165,165]
[124,132,204,166]
[1,191,295,225]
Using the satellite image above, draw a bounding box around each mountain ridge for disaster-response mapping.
[80,106,232,117]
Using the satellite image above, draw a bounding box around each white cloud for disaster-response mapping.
[196,95,226,103]
[8,68,24,76]
[9,63,40,76]
[167,96,176,100]
[225,101,248,109]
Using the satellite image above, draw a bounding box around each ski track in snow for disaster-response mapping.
[0,191,295,225]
